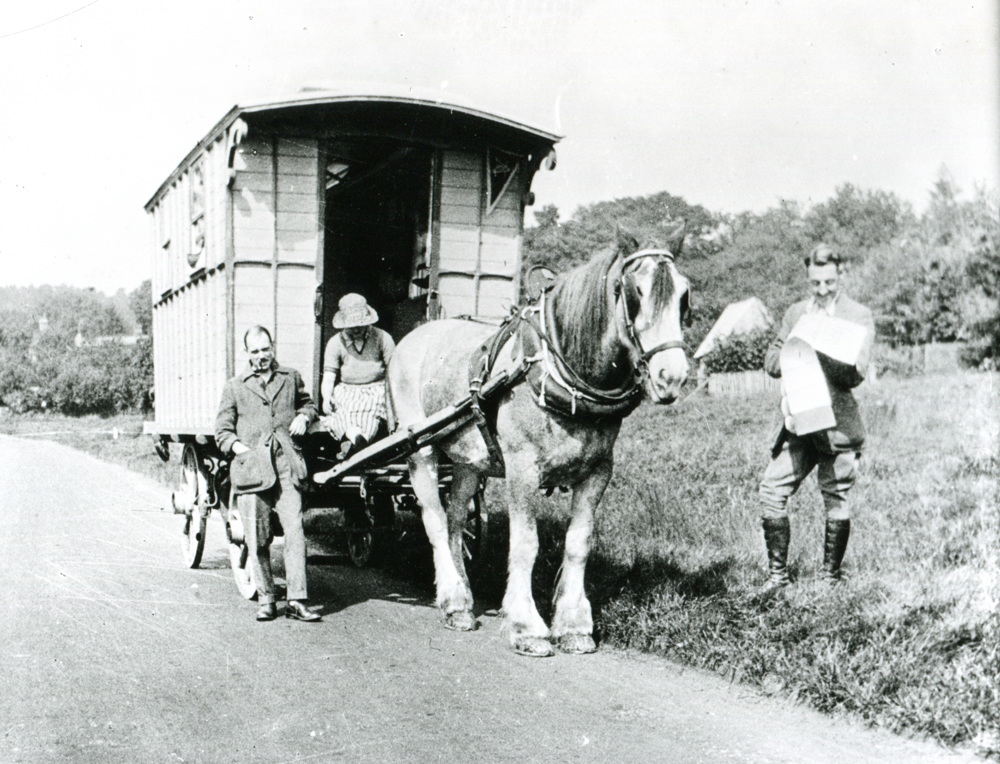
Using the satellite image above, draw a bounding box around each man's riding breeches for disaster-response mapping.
[759,434,859,521]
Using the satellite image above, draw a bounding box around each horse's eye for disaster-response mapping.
[680,291,693,327]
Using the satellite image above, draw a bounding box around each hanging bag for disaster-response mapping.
[230,441,276,494]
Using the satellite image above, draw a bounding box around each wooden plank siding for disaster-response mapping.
[232,135,276,264]
[437,150,483,318]
[275,265,317,394]
[149,134,229,299]
[150,270,228,432]
[229,136,320,394]
[434,148,522,318]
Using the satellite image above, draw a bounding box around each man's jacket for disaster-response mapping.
[764,295,875,452]
[214,364,318,477]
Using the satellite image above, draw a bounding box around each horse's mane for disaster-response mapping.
[548,239,677,387]
[548,244,629,385]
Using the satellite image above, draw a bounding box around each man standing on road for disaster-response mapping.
[758,244,875,590]
[215,325,321,622]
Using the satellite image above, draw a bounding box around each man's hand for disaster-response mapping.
[289,413,309,436]
[322,399,336,416]
[232,441,250,455]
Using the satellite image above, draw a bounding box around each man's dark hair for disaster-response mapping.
[244,325,273,349]
[803,244,842,268]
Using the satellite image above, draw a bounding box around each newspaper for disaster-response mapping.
[779,337,836,435]
[786,313,868,366]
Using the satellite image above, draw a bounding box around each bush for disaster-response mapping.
[871,343,923,378]
[0,339,153,416]
[703,328,771,373]
[50,364,116,415]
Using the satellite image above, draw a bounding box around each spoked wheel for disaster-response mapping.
[462,485,487,564]
[347,526,376,568]
[175,444,209,568]
[345,494,391,568]
[225,498,258,600]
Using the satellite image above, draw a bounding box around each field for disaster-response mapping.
[2,371,997,754]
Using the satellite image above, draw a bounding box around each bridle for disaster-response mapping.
[612,249,687,377]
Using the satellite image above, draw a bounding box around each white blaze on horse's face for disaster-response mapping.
[628,257,689,404]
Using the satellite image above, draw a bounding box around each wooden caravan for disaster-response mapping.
[144,86,560,440]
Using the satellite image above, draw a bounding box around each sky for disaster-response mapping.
[1,0,997,294]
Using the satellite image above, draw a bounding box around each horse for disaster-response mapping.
[386,227,690,656]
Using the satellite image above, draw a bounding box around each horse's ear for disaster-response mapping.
[666,219,687,258]
[614,224,639,255]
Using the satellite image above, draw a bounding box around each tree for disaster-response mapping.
[804,183,913,261]
[129,280,153,336]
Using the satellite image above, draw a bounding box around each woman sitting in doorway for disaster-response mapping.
[320,293,396,459]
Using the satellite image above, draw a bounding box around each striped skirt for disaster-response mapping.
[328,381,387,441]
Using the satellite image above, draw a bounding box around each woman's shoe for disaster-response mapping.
[337,439,353,460]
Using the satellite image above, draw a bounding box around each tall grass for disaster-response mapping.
[3,374,997,752]
[590,372,998,753]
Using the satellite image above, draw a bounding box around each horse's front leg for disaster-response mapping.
[502,452,553,657]
[551,458,613,654]
[408,447,476,630]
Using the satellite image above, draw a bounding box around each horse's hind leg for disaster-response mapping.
[408,446,477,631]
[551,458,613,655]
[446,463,481,609]
[502,457,554,657]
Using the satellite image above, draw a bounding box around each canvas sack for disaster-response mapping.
[230,443,276,495]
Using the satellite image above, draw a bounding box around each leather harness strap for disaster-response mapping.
[466,248,687,466]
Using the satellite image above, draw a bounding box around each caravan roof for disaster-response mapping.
[146,85,561,209]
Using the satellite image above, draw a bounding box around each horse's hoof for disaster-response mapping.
[444,610,479,631]
[557,634,597,655]
[512,636,555,658]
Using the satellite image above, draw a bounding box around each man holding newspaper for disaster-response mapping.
[759,244,875,590]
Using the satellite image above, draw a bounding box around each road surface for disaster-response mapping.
[0,434,980,763]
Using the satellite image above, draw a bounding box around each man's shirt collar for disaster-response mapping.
[807,293,839,316]
[241,360,282,382]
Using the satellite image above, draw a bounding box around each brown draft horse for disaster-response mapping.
[387,228,690,656]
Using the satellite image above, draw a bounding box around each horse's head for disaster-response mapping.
[614,226,690,404]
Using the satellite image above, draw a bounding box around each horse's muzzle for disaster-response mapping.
[647,348,688,404]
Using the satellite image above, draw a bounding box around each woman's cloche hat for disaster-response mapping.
[333,293,378,329]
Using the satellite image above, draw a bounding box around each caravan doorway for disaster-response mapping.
[320,139,431,348]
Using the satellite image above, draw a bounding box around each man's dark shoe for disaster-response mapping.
[256,603,278,621]
[285,600,321,622]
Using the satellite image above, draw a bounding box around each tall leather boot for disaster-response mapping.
[821,519,851,583]
[761,517,791,589]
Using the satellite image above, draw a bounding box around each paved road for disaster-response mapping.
[0,434,980,763]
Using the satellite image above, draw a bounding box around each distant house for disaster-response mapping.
[74,327,146,348]
[93,334,145,346]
